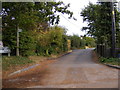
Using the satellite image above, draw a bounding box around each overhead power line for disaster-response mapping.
[60,14,80,29]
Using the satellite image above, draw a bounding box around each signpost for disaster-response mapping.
[16,28,22,56]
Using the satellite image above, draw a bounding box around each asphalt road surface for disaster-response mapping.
[30,49,118,88]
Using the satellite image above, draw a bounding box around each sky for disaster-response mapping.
[55,0,98,36]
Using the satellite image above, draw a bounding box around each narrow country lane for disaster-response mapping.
[3,49,118,88]
[2,1,120,89]
[30,49,118,88]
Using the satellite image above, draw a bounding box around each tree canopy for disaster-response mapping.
[2,2,73,31]
[1,2,74,56]
[81,2,120,48]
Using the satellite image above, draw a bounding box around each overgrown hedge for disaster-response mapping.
[35,26,68,56]
[3,26,96,56]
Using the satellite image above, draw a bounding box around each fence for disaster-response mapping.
[96,44,120,58]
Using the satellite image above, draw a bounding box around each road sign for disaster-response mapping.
[18,29,22,32]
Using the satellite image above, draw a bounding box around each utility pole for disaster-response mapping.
[16,26,19,56]
[111,1,116,58]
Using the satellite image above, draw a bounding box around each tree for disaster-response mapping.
[81,2,120,48]
[36,26,68,56]
[2,2,38,56]
[69,35,81,49]
[1,2,73,56]
[83,36,96,47]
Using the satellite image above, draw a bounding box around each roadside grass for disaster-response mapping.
[99,57,120,66]
[2,56,34,71]
[2,51,72,71]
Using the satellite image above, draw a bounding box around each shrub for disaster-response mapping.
[100,57,120,65]
[19,31,36,56]
[36,26,68,56]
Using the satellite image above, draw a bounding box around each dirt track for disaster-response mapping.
[3,49,119,88]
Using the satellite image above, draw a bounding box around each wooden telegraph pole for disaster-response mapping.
[111,0,116,58]
[16,26,19,56]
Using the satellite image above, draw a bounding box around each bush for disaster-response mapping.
[100,57,120,65]
[3,28,36,56]
[19,31,36,56]
[69,35,81,49]
[36,26,68,56]
[2,28,17,55]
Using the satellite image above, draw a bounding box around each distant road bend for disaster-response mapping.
[30,49,118,88]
